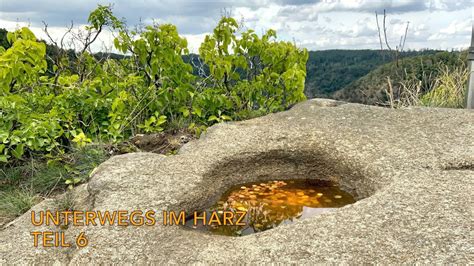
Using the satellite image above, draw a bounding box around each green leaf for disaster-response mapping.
[11,143,24,159]
[179,107,190,117]
[208,115,218,122]
[221,115,232,121]
[192,107,202,117]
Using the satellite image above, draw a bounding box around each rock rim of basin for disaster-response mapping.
[1,99,473,264]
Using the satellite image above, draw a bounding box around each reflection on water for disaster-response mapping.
[184,179,356,236]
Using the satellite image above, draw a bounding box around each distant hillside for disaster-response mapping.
[304,49,442,98]
[332,51,467,105]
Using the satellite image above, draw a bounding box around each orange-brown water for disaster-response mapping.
[184,179,355,236]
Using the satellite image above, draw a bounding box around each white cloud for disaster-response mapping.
[182,33,209,54]
[1,0,471,52]
[428,17,471,43]
[290,0,427,13]
[439,19,471,35]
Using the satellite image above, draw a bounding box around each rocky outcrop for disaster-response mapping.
[1,99,473,264]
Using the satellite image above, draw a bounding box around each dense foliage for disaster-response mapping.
[0,5,308,165]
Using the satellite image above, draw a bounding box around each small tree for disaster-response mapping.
[199,16,308,117]
[375,9,409,66]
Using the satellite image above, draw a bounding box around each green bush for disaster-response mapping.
[0,5,308,164]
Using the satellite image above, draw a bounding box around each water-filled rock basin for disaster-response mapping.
[185,179,356,236]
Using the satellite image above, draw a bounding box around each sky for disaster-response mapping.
[0,0,472,53]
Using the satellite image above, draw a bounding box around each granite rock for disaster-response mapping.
[1,99,473,264]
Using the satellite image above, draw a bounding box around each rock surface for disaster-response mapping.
[1,99,473,264]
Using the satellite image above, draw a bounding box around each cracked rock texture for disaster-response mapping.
[1,99,473,264]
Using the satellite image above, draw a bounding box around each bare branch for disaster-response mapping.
[401,21,409,52]
[375,11,385,61]
[382,9,392,51]
[42,21,58,47]
[60,21,74,49]
[81,25,103,54]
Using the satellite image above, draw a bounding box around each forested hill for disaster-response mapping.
[304,49,442,98]
[332,50,467,105]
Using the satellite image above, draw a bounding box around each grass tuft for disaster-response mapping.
[0,145,109,224]
[0,189,40,221]
[384,63,468,108]
[420,66,469,108]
